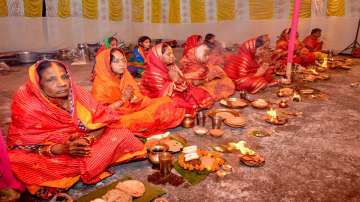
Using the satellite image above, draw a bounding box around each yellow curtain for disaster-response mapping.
[168,0,180,23]
[24,0,43,17]
[190,0,206,23]
[109,0,123,21]
[58,0,71,18]
[290,0,311,18]
[82,0,98,19]
[151,0,161,23]
[327,0,345,16]
[131,0,144,22]
[217,0,235,21]
[248,0,274,20]
[0,0,7,17]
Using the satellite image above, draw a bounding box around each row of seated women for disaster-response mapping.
[3,28,324,199]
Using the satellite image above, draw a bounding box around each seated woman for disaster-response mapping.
[0,130,24,202]
[7,60,145,199]
[303,28,327,60]
[92,48,185,137]
[141,43,215,115]
[128,36,152,78]
[224,35,278,94]
[274,28,316,68]
[180,44,235,100]
[182,35,202,56]
[204,33,226,66]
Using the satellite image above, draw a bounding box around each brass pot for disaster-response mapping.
[182,114,195,128]
[148,144,169,166]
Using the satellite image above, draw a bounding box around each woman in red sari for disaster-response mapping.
[7,60,145,199]
[92,48,185,137]
[180,44,235,100]
[183,35,202,56]
[224,35,278,94]
[274,28,316,68]
[141,43,214,115]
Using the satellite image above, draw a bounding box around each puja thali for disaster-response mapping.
[207,108,240,119]
[219,97,248,109]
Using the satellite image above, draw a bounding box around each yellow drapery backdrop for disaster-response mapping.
[0,0,7,17]
[109,0,123,21]
[249,0,274,20]
[151,0,161,23]
[190,0,206,23]
[24,0,42,17]
[83,0,98,19]
[169,0,181,23]
[217,0,235,21]
[327,0,345,16]
[131,0,144,22]
[58,0,71,18]
[168,0,181,23]
[290,0,311,18]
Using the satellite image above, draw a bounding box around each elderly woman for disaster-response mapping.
[7,60,145,199]
[180,44,235,100]
[141,43,214,115]
[224,35,279,94]
[92,48,185,137]
[128,36,152,78]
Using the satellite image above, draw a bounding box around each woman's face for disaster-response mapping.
[111,51,127,75]
[263,38,270,49]
[161,46,176,65]
[142,39,151,49]
[39,63,70,98]
[110,40,118,48]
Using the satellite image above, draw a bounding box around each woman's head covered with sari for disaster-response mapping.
[183,35,203,56]
[92,48,144,105]
[9,60,118,146]
[141,43,178,98]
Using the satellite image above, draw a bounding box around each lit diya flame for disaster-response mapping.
[321,57,328,68]
[266,108,278,122]
[228,141,256,155]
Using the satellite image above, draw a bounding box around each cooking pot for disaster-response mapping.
[16,51,40,63]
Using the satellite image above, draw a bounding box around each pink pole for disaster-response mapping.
[286,0,301,82]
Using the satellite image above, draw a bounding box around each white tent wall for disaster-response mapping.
[0,16,358,52]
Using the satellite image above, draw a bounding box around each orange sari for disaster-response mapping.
[92,50,185,137]
[8,61,145,197]
[180,46,235,100]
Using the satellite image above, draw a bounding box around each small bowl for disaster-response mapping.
[148,144,169,166]
[193,126,209,136]
[209,129,224,137]
[251,99,269,109]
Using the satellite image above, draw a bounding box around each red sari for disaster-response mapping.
[303,35,323,52]
[224,38,274,94]
[274,38,316,67]
[141,44,214,114]
[180,46,235,100]
[183,35,202,56]
[8,62,145,196]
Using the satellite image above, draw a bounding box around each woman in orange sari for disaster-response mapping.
[224,35,278,94]
[141,43,214,115]
[183,35,202,56]
[92,48,185,137]
[180,44,235,100]
[7,60,145,199]
[274,28,316,68]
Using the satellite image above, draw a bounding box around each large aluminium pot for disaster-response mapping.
[16,51,40,63]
